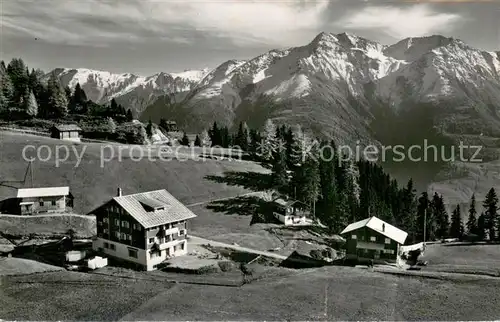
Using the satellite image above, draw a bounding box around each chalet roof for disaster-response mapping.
[274,198,297,207]
[340,216,408,245]
[53,124,82,132]
[113,189,196,229]
[17,187,70,198]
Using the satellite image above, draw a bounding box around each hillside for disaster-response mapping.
[0,131,268,215]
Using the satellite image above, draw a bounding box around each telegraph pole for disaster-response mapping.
[30,160,34,187]
[423,208,427,250]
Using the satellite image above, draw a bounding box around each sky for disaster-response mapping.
[1,0,499,75]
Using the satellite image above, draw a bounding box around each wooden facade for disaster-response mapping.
[91,189,194,271]
[344,227,400,262]
[51,124,81,142]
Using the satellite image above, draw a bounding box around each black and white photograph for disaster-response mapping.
[1,0,500,320]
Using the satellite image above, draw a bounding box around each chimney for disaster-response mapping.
[382,223,385,232]
[117,187,122,197]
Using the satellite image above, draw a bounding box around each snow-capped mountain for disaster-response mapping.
[141,32,500,144]
[48,67,210,115]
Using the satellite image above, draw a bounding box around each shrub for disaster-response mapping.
[196,265,220,275]
[218,261,235,272]
[310,249,323,260]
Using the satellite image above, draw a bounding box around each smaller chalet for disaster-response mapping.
[273,198,309,226]
[340,216,408,262]
[15,186,71,215]
[51,124,82,142]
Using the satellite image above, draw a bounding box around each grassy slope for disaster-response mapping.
[420,243,500,276]
[2,266,499,320]
[0,214,96,238]
[0,131,267,214]
[0,131,270,239]
[0,257,64,276]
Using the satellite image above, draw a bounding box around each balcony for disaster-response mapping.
[158,238,181,251]
[157,226,179,238]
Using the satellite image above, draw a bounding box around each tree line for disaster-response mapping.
[205,118,499,244]
[0,58,133,121]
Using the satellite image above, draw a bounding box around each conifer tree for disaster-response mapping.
[64,86,72,101]
[6,58,29,109]
[400,178,418,242]
[200,130,211,147]
[290,124,312,167]
[477,212,486,240]
[433,193,449,240]
[107,117,117,133]
[271,145,289,195]
[24,89,38,117]
[416,192,430,242]
[194,135,202,147]
[483,188,498,240]
[450,205,464,239]
[209,121,222,147]
[317,140,340,231]
[260,119,277,161]
[0,71,14,114]
[293,157,320,217]
[235,121,251,151]
[146,120,153,138]
[126,109,134,121]
[47,73,68,118]
[466,194,477,235]
[180,132,190,146]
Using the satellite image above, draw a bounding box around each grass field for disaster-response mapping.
[419,243,500,276]
[0,214,95,238]
[0,132,268,215]
[1,266,499,320]
[0,257,64,276]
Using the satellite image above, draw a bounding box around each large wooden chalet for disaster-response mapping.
[89,188,196,271]
[341,216,408,262]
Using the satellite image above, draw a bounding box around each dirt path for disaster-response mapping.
[188,235,289,261]
[185,191,266,208]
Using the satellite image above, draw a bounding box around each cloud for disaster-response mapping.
[1,0,330,48]
[336,4,463,39]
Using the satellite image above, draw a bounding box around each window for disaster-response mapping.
[115,231,120,239]
[133,223,141,230]
[103,228,109,234]
[181,242,185,250]
[122,221,129,228]
[385,238,391,245]
[110,244,116,251]
[384,249,394,254]
[103,217,109,223]
[128,249,138,258]
[104,242,109,248]
[52,200,56,206]
[370,236,376,242]
[97,221,102,226]
[351,234,357,240]
[121,233,127,240]
[179,229,185,236]
[39,201,44,207]
[149,238,155,244]
[114,219,120,226]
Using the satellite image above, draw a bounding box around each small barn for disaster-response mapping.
[51,124,82,142]
[340,216,408,262]
[16,186,71,215]
[272,198,309,226]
